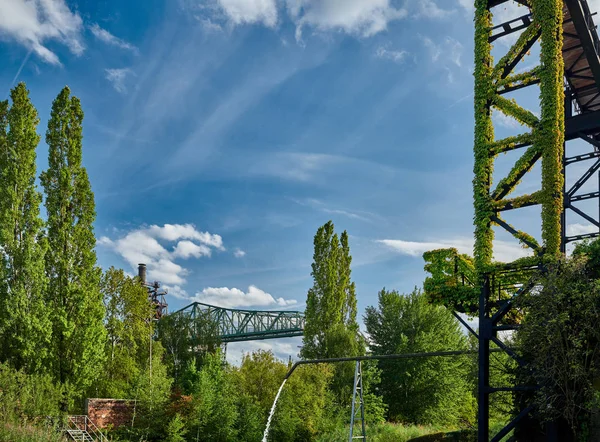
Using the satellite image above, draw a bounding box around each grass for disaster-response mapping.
[316,422,476,442]
[0,421,66,442]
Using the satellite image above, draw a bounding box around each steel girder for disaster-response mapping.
[171,302,305,343]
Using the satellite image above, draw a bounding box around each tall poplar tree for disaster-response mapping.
[0,83,51,373]
[40,86,105,402]
[300,220,362,360]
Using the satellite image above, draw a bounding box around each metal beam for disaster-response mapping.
[565,110,600,139]
[565,0,600,89]
[171,302,305,343]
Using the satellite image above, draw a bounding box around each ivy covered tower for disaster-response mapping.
[424,0,600,440]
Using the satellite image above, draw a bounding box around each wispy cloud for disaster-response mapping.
[0,0,84,65]
[492,109,522,129]
[413,0,454,19]
[375,46,409,63]
[233,248,246,258]
[90,24,139,53]
[97,223,224,285]
[105,68,135,93]
[216,0,278,27]
[377,236,533,263]
[293,198,377,223]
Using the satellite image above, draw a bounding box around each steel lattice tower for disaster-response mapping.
[425,0,600,440]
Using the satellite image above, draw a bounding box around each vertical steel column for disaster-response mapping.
[478,276,491,442]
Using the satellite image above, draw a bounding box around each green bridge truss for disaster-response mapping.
[171,302,305,343]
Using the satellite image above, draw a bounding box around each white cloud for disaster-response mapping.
[286,0,407,41]
[0,0,84,65]
[233,248,246,258]
[148,223,224,249]
[90,23,138,53]
[493,109,522,129]
[216,0,278,27]
[192,285,297,308]
[414,0,454,19]
[375,46,409,63]
[567,223,597,237]
[226,337,302,365]
[105,68,134,93]
[162,284,189,300]
[173,240,212,259]
[377,236,533,263]
[97,223,224,285]
[456,0,473,15]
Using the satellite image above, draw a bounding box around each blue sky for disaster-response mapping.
[1,0,598,362]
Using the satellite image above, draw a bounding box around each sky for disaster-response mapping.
[1,0,599,364]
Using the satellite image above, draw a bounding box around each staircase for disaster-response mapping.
[65,416,107,442]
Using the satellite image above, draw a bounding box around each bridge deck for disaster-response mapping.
[563,0,600,113]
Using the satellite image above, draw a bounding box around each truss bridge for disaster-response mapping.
[171,302,305,343]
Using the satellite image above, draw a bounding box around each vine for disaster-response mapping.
[424,0,565,310]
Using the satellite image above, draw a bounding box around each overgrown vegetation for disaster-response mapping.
[2,77,598,442]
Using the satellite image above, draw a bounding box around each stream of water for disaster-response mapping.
[261,378,287,442]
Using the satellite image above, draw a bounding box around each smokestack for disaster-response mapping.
[138,263,147,284]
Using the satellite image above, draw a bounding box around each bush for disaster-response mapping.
[0,421,65,442]
[0,363,62,422]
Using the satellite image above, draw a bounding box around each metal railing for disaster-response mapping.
[67,415,108,442]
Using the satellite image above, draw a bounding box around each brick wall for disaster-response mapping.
[85,398,135,429]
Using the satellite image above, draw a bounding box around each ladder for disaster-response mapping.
[65,416,107,442]
[348,360,367,441]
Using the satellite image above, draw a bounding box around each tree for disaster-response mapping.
[0,83,51,374]
[364,288,475,425]
[94,267,154,398]
[301,220,363,360]
[187,350,238,441]
[40,86,105,405]
[165,414,187,442]
[515,251,600,440]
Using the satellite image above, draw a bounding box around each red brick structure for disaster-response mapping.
[85,398,135,429]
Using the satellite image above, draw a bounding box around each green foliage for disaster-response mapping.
[94,267,155,399]
[158,311,221,387]
[0,83,51,374]
[423,248,478,313]
[0,363,62,422]
[316,421,474,442]
[301,220,363,360]
[0,422,66,442]
[187,351,238,441]
[467,0,564,283]
[165,414,187,442]
[516,255,600,439]
[269,364,337,441]
[130,341,173,440]
[40,87,106,403]
[364,288,476,426]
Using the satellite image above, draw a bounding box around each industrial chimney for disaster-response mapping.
[138,263,147,285]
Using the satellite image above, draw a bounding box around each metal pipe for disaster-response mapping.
[283,349,485,380]
[138,263,147,284]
